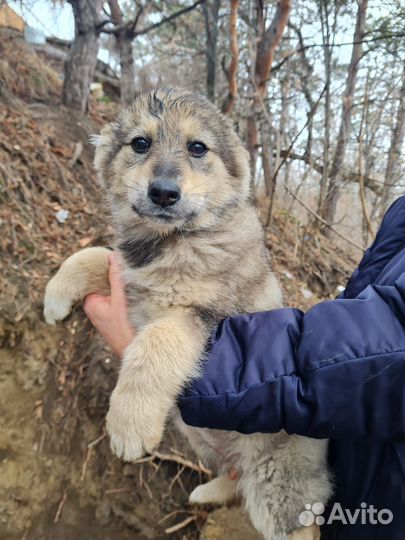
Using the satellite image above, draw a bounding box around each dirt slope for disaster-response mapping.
[0,30,208,540]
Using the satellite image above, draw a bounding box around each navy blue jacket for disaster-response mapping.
[179,196,405,540]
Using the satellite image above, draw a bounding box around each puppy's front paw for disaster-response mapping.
[43,281,74,325]
[106,386,164,462]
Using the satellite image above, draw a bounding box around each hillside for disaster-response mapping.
[0,28,357,540]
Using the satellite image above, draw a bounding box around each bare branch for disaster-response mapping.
[133,0,205,38]
[269,32,405,72]
[128,5,145,32]
[107,0,123,26]
[96,20,115,33]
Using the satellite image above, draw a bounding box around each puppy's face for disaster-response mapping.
[93,89,250,235]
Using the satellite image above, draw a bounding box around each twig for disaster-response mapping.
[133,0,205,38]
[143,478,153,499]
[164,515,197,534]
[169,465,185,492]
[132,456,154,465]
[159,510,186,524]
[80,447,93,481]
[159,509,208,525]
[139,464,144,488]
[105,487,132,494]
[87,432,107,449]
[177,470,188,497]
[81,432,106,481]
[169,446,185,457]
[152,451,212,476]
[131,451,212,475]
[54,490,68,523]
[148,460,162,482]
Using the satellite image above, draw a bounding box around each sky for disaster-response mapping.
[10,1,74,40]
[8,0,112,63]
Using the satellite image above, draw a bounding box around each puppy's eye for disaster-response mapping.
[131,137,151,154]
[188,141,208,158]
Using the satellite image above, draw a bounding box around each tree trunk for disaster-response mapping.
[317,0,334,215]
[247,0,291,192]
[261,118,273,197]
[246,115,258,182]
[203,0,221,101]
[221,0,240,114]
[63,0,101,113]
[321,0,368,231]
[117,29,136,104]
[107,0,137,104]
[380,61,405,214]
[289,22,315,161]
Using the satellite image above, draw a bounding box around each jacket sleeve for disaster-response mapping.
[178,273,405,440]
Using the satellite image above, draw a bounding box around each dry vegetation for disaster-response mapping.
[0,28,356,540]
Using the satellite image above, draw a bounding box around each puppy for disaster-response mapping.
[44,88,331,539]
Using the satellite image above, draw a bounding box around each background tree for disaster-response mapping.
[380,61,405,214]
[221,0,239,114]
[106,0,142,104]
[245,0,292,190]
[63,0,102,113]
[202,0,221,101]
[321,0,369,232]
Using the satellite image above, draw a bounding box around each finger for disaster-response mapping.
[108,252,127,306]
[83,293,110,319]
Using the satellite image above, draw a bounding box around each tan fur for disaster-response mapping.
[44,88,330,539]
[44,247,111,324]
[288,524,320,540]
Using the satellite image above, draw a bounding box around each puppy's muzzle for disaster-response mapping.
[148,180,181,208]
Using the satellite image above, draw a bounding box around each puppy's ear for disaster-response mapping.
[89,124,114,185]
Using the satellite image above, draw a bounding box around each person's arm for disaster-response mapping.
[178,273,405,440]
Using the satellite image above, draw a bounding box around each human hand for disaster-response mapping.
[83,252,135,357]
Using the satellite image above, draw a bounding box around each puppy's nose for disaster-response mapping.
[148,180,181,207]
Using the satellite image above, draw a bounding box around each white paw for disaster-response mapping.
[43,285,73,325]
[106,387,163,462]
[189,484,213,504]
[189,475,237,505]
[108,426,145,462]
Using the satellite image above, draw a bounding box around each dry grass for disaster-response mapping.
[0,29,61,103]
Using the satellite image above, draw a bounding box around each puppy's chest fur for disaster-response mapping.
[117,206,282,329]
